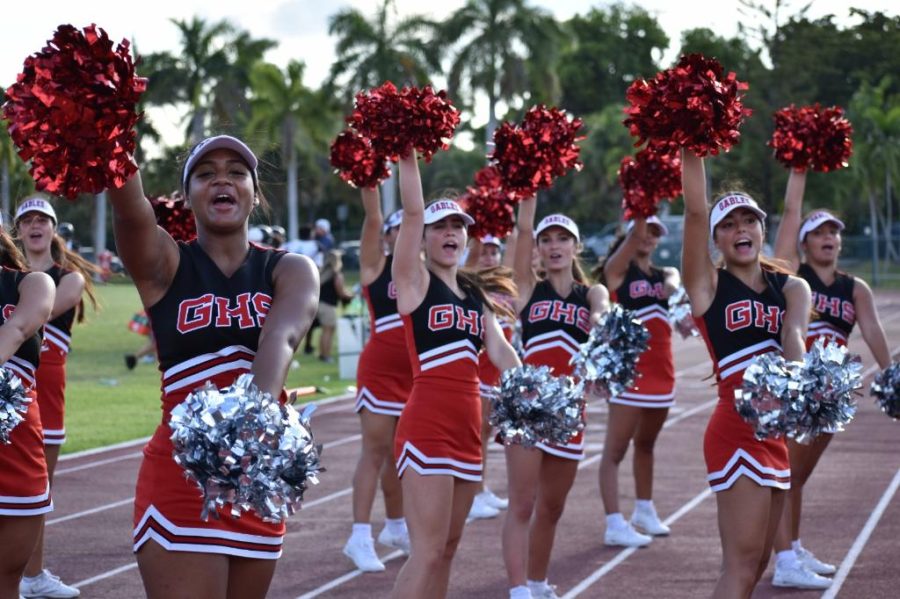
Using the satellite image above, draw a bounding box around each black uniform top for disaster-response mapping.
[798,263,856,342]
[520,279,591,371]
[0,267,42,387]
[319,273,339,307]
[402,274,483,385]
[363,256,403,339]
[43,264,76,354]
[147,241,285,398]
[696,268,787,388]
[612,263,668,311]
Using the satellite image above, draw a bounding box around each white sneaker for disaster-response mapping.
[468,493,500,520]
[377,527,411,554]
[630,507,671,536]
[342,536,386,572]
[481,489,509,510]
[527,580,560,599]
[773,562,832,589]
[796,546,837,575]
[20,569,80,598]
[604,522,652,547]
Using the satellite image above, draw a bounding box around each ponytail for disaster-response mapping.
[0,230,27,270]
[50,235,101,322]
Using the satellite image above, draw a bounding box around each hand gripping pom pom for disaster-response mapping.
[3,24,147,199]
[491,365,584,448]
[170,375,324,523]
[623,54,750,156]
[871,362,900,420]
[459,166,518,238]
[618,146,682,219]
[667,286,699,339]
[569,305,650,400]
[150,194,196,243]
[329,129,390,189]
[790,338,861,443]
[0,369,31,445]
[735,353,803,440]
[768,104,853,172]
[348,82,460,162]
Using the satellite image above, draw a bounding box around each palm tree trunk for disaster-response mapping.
[869,189,880,286]
[190,108,206,144]
[485,90,498,152]
[287,143,299,243]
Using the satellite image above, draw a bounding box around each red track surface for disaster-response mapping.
[47,292,900,598]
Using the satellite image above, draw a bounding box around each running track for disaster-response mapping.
[47,292,900,598]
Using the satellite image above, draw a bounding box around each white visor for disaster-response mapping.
[798,211,845,243]
[626,215,668,237]
[535,214,580,242]
[709,193,766,236]
[15,197,57,224]
[183,135,259,190]
[423,200,475,226]
[480,235,503,248]
[383,209,403,232]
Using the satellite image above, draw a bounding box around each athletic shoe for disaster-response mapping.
[124,354,137,370]
[604,522,652,547]
[796,546,837,575]
[377,527,411,554]
[527,580,560,599]
[481,489,509,510]
[342,536,386,572]
[630,506,671,536]
[468,493,500,520]
[20,569,80,598]
[773,562,832,589]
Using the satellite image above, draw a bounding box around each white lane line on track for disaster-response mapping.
[56,452,143,476]
[296,550,405,599]
[561,487,713,598]
[73,562,138,589]
[46,498,134,526]
[821,468,900,599]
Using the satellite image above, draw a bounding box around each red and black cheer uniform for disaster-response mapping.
[0,267,51,516]
[520,280,591,460]
[133,241,286,559]
[394,275,485,481]
[478,292,515,400]
[695,269,791,492]
[609,263,675,408]
[356,256,413,416]
[798,263,855,347]
[35,264,76,446]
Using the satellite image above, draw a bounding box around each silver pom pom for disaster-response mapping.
[491,364,584,448]
[735,352,803,440]
[667,286,700,339]
[0,368,30,444]
[570,305,649,400]
[872,361,900,420]
[790,338,861,443]
[170,374,324,523]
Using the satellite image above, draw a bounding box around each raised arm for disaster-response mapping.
[588,283,611,324]
[773,169,807,271]
[251,254,319,398]
[108,172,180,306]
[464,238,482,269]
[513,196,537,309]
[0,272,54,364]
[391,152,429,314]
[853,278,893,369]
[603,218,645,291]
[781,275,812,362]
[483,309,522,373]
[502,226,518,268]
[680,151,717,316]
[359,186,387,287]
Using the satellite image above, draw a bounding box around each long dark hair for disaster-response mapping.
[50,235,101,322]
[0,230,27,270]
[458,266,518,320]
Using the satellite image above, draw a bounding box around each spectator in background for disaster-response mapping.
[317,249,354,363]
[315,218,335,251]
[287,225,322,267]
[270,226,286,249]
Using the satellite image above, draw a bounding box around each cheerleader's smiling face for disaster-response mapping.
[802,222,842,266]
[713,208,764,266]
[186,148,256,232]
[537,226,578,272]
[424,216,468,268]
[16,212,55,254]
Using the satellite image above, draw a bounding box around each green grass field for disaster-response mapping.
[62,283,355,454]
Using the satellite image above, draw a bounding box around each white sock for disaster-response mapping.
[606,512,627,530]
[384,517,407,535]
[510,585,532,599]
[635,499,654,513]
[777,549,798,568]
[791,539,804,552]
[351,523,372,539]
[527,579,549,590]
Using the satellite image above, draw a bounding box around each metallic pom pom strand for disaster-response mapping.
[667,286,700,339]
[871,361,900,420]
[735,352,802,441]
[0,368,30,445]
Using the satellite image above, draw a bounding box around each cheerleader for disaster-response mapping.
[14,197,98,599]
[768,169,892,589]
[343,188,412,572]
[0,228,55,599]
[506,197,609,599]
[595,215,678,547]
[391,152,521,599]
[109,135,318,598]
[681,150,811,597]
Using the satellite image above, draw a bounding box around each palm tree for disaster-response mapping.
[441,0,561,148]
[246,61,335,241]
[212,30,278,130]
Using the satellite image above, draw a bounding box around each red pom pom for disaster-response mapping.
[459,167,517,238]
[150,194,196,242]
[623,54,750,156]
[769,104,853,172]
[490,105,584,199]
[348,82,460,162]
[3,24,147,199]
[329,129,389,189]
[618,146,683,219]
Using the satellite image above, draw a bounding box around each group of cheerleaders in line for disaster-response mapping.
[0,128,891,599]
